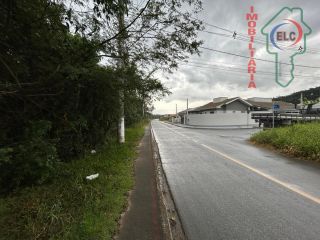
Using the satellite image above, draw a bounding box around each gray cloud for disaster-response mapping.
[154,0,320,114]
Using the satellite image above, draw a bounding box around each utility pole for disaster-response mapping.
[176,104,177,117]
[300,92,304,114]
[116,0,127,143]
[272,107,275,128]
[186,98,189,125]
[142,100,144,118]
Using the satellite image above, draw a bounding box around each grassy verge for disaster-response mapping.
[250,122,320,161]
[0,121,148,240]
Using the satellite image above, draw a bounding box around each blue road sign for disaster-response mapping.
[273,103,280,110]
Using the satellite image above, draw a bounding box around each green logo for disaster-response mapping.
[261,7,311,87]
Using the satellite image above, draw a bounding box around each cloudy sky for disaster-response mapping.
[152,0,320,114]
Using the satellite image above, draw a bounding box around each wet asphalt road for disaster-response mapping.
[151,120,320,240]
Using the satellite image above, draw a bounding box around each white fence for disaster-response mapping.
[171,116,181,123]
[186,112,258,127]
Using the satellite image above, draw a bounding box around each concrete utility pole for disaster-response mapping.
[142,99,145,118]
[272,104,275,128]
[272,109,275,128]
[247,107,249,126]
[176,104,177,119]
[117,0,127,143]
[186,98,189,125]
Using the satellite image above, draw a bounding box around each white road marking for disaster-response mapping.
[162,122,190,138]
[156,121,320,205]
[201,143,320,205]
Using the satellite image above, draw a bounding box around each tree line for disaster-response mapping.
[274,86,320,104]
[0,0,203,193]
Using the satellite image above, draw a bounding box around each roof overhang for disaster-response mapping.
[216,97,253,108]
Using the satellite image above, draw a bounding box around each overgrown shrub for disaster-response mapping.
[250,122,320,161]
[0,0,167,192]
[0,121,58,193]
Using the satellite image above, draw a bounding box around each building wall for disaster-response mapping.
[187,112,257,126]
[199,110,215,114]
[171,116,181,123]
[225,100,249,112]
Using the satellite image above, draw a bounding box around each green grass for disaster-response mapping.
[250,122,320,161]
[0,121,147,240]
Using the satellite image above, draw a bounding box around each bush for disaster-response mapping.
[0,122,146,240]
[0,0,164,193]
[0,121,58,193]
[250,122,320,161]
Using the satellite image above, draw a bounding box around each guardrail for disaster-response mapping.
[251,113,320,121]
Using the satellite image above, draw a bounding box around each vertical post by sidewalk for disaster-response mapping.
[117,0,126,143]
[176,104,177,123]
[183,100,186,124]
[272,107,275,128]
[142,99,144,118]
[186,98,189,125]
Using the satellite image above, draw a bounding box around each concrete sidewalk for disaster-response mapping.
[117,127,164,240]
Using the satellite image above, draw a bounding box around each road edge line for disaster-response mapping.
[159,121,320,205]
[201,143,320,205]
[150,125,187,240]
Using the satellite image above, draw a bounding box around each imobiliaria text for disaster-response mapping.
[246,6,258,88]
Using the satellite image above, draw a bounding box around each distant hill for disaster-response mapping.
[274,86,320,104]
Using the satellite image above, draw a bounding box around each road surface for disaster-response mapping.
[151,120,320,240]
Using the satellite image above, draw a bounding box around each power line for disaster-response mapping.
[183,61,320,78]
[180,62,320,80]
[196,16,320,53]
[179,63,278,79]
[158,28,320,68]
[199,46,320,69]
[175,8,320,53]
[187,59,249,68]
[200,30,320,55]
[187,59,319,75]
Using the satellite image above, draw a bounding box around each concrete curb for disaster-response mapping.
[150,126,187,240]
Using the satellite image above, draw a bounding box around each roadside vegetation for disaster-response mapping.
[0,0,202,193]
[0,0,203,238]
[0,121,146,240]
[250,122,320,161]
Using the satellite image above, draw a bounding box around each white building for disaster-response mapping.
[178,97,294,127]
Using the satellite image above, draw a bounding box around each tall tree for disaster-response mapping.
[65,0,204,142]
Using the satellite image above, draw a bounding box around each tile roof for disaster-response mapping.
[190,97,239,112]
[246,100,295,110]
[187,97,295,113]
